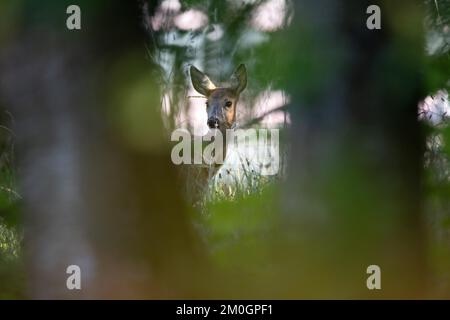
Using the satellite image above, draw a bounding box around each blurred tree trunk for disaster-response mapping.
[0,0,206,298]
[280,0,427,298]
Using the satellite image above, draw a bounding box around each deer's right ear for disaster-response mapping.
[190,65,216,96]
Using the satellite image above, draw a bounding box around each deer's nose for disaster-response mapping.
[207,117,220,128]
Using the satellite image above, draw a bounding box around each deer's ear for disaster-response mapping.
[190,65,216,96]
[230,64,247,94]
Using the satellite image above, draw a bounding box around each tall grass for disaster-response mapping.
[0,110,23,298]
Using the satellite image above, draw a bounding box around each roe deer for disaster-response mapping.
[185,64,247,206]
[189,63,247,167]
[190,64,247,132]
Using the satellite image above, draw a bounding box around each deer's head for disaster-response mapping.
[190,64,247,131]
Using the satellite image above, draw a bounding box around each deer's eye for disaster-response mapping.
[225,101,232,108]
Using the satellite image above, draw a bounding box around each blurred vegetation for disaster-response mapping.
[0,0,449,299]
[422,0,450,296]
[0,108,23,298]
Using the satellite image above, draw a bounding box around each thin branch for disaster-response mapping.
[434,0,441,22]
[239,104,290,128]
[187,95,207,99]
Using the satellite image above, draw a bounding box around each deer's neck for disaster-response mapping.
[187,127,233,169]
[204,128,229,181]
[210,127,230,169]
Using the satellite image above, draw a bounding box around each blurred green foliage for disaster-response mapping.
[0,112,22,298]
[0,0,450,298]
[422,0,450,298]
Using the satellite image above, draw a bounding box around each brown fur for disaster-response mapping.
[185,64,247,207]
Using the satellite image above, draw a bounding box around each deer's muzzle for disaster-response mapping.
[207,117,220,129]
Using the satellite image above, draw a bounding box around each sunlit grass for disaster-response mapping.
[0,223,20,260]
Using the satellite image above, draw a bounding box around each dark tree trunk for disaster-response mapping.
[280,0,427,298]
[0,1,206,298]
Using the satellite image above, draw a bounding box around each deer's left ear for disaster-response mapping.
[230,64,247,94]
